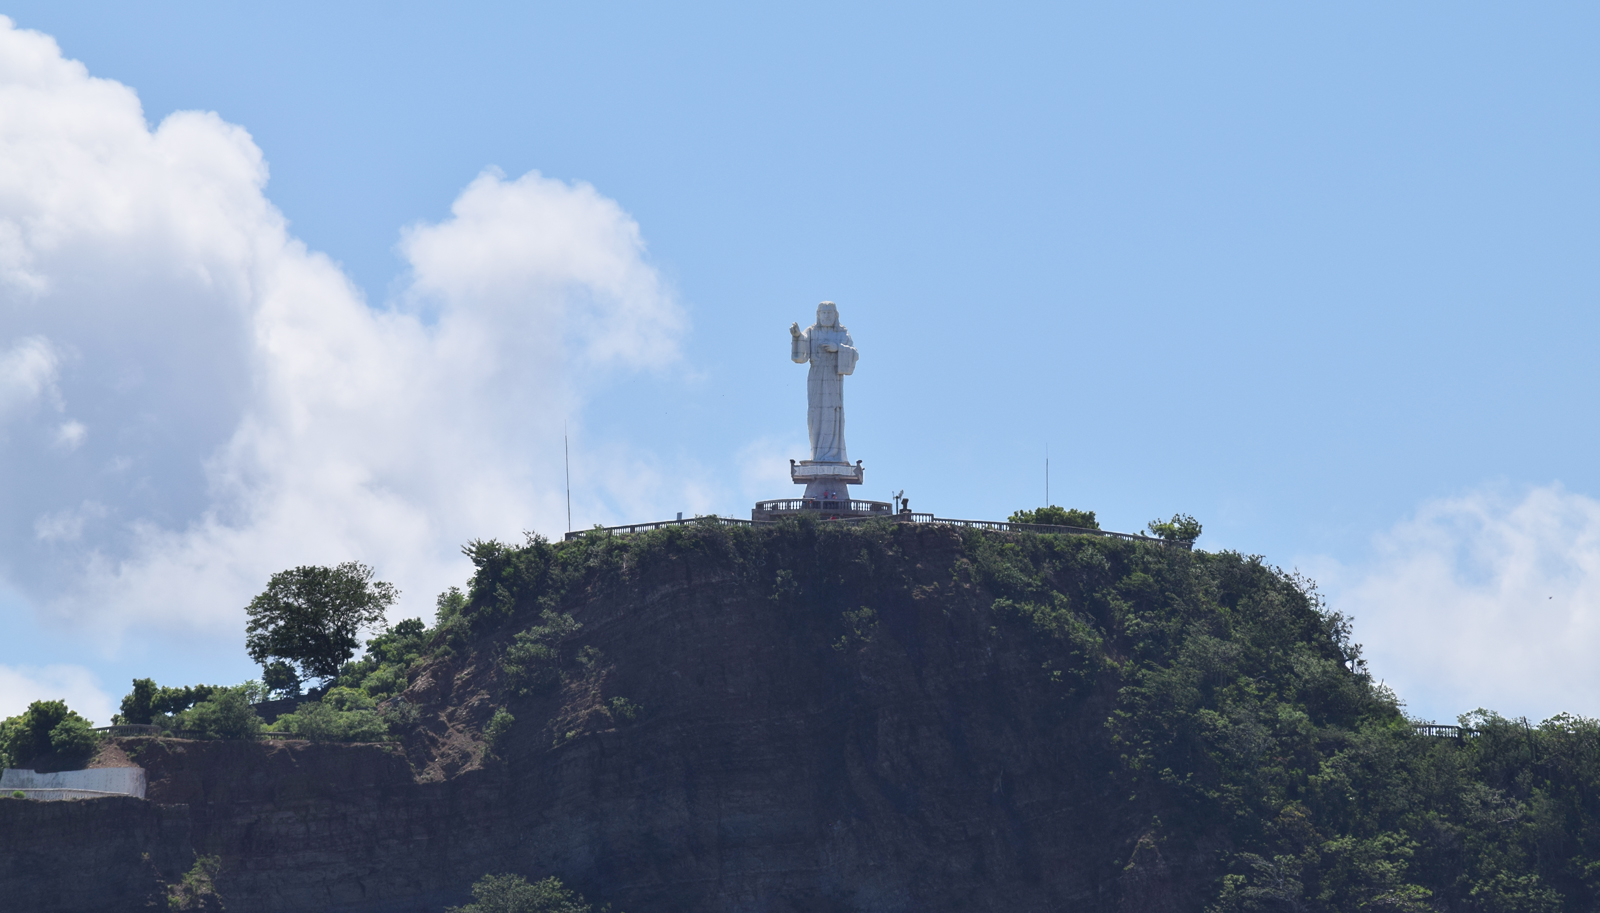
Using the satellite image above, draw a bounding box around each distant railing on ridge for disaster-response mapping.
[92,724,161,736]
[565,513,1186,547]
[1413,723,1479,740]
[564,516,756,540]
[900,515,1179,545]
[754,499,892,514]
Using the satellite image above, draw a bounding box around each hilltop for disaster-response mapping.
[4,518,1598,912]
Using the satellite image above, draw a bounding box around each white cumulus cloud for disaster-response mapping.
[0,17,686,649]
[1319,484,1600,724]
[0,663,114,727]
[0,335,60,417]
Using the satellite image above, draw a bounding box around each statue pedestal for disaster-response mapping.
[752,459,892,522]
[791,459,863,500]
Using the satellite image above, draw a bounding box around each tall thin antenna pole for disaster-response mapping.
[1045,443,1050,506]
[565,423,572,532]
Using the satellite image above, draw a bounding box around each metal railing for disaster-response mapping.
[754,499,892,514]
[900,514,1182,546]
[565,516,756,541]
[1413,723,1479,740]
[566,511,1186,546]
[93,724,162,736]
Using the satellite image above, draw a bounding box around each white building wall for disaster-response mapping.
[1,767,146,798]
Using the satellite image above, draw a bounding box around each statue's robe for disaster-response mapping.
[791,323,858,464]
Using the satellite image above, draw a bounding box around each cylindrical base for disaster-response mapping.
[802,480,851,500]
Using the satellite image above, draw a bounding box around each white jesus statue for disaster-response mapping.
[790,301,858,465]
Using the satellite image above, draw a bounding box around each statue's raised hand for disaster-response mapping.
[789,322,801,337]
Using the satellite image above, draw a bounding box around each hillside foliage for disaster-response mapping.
[442,517,1600,911]
[0,700,98,768]
[72,516,1600,910]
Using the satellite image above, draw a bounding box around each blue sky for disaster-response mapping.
[0,2,1596,726]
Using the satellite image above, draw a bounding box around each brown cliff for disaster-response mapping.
[1,521,1299,912]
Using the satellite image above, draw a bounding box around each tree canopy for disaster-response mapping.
[1146,511,1202,542]
[0,700,98,768]
[1008,505,1100,529]
[245,562,398,685]
[445,874,594,913]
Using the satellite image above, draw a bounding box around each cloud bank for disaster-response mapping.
[1322,484,1600,724]
[0,664,115,729]
[0,17,685,656]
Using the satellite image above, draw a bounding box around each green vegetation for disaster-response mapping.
[484,708,515,755]
[107,612,431,744]
[111,680,267,738]
[462,515,1600,909]
[831,606,878,652]
[166,855,223,911]
[334,616,431,705]
[171,686,264,740]
[1146,511,1202,542]
[38,515,1600,909]
[115,680,222,725]
[446,873,601,913]
[270,688,389,742]
[955,519,1600,910]
[245,561,398,686]
[501,609,583,696]
[1009,505,1100,529]
[0,700,100,767]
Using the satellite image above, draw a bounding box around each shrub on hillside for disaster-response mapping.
[1009,505,1100,529]
[271,699,389,742]
[172,687,263,740]
[335,617,431,700]
[501,610,582,696]
[445,873,595,913]
[483,708,514,756]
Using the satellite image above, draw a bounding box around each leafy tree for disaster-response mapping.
[245,562,398,685]
[48,715,99,757]
[261,661,302,699]
[172,686,263,740]
[0,700,99,767]
[114,679,219,725]
[1009,505,1100,529]
[115,678,158,725]
[446,873,595,913]
[1146,512,1202,542]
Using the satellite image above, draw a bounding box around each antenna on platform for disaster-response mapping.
[1045,443,1050,506]
[565,422,572,533]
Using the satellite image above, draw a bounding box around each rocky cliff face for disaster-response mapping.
[0,521,1347,912]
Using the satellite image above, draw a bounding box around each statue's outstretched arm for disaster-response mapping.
[791,323,809,364]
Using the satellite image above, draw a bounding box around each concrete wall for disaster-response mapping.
[1,767,145,798]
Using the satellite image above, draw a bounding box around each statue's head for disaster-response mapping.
[816,301,839,327]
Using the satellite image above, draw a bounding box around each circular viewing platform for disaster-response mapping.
[752,498,894,522]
